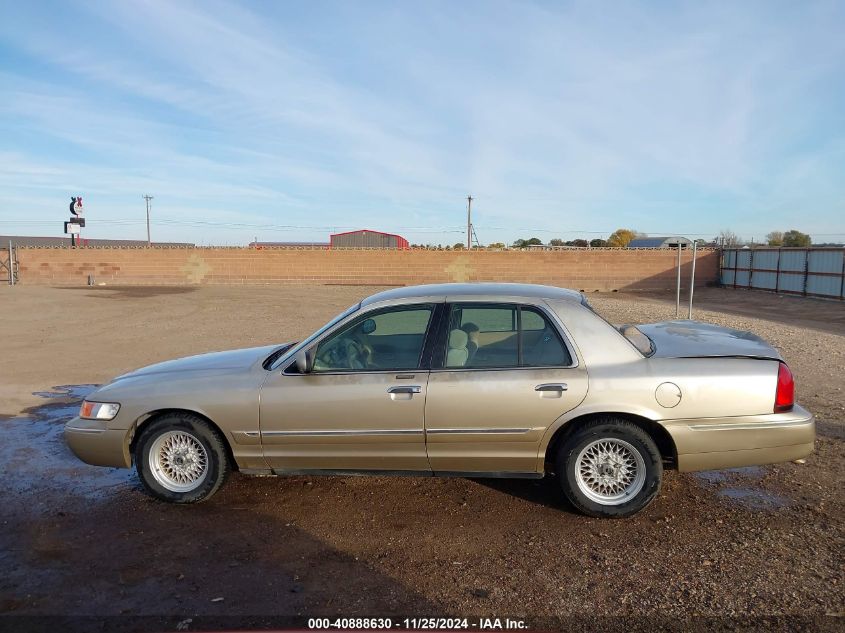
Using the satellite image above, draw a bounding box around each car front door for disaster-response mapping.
[424,302,588,474]
[258,303,439,472]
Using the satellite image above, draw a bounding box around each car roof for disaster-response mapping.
[360,283,584,306]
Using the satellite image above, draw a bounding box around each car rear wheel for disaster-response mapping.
[556,418,662,518]
[135,413,229,503]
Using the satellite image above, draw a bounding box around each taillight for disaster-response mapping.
[774,362,794,413]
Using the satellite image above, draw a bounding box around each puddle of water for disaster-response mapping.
[0,385,138,503]
[692,466,789,510]
[693,466,766,485]
[716,487,790,509]
[31,384,102,401]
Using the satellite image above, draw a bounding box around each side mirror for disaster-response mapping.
[294,348,314,374]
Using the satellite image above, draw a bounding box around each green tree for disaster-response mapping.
[572,238,589,247]
[782,230,811,247]
[590,238,607,247]
[549,238,565,246]
[607,228,638,247]
[512,237,543,248]
[766,231,784,246]
[487,242,506,249]
[453,242,465,250]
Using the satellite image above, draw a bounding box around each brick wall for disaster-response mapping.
[14,247,719,291]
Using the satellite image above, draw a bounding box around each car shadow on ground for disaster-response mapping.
[0,386,442,630]
[469,475,581,512]
[56,286,197,299]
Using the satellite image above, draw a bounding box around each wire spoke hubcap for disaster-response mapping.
[149,431,209,493]
[575,438,646,505]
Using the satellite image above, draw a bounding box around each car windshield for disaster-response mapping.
[269,303,360,370]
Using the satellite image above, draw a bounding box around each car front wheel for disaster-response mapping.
[557,418,662,518]
[135,413,229,503]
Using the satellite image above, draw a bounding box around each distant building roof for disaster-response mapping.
[0,235,194,247]
[628,236,692,248]
[248,241,329,248]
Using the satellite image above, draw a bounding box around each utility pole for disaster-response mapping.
[466,195,473,250]
[143,195,154,247]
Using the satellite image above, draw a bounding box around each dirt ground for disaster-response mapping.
[1,285,843,632]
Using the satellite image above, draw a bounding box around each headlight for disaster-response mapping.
[80,401,120,420]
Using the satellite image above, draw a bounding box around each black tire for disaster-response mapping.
[135,412,230,503]
[556,418,662,518]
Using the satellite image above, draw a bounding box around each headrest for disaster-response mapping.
[448,329,468,349]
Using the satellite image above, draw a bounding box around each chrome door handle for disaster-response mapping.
[535,383,568,392]
[387,385,421,394]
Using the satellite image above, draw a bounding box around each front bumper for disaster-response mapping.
[64,417,132,468]
[661,404,815,472]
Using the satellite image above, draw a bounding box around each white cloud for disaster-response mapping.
[0,0,843,244]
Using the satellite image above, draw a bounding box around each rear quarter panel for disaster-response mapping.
[642,357,780,420]
[538,299,785,468]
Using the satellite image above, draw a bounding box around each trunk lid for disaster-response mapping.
[633,320,783,361]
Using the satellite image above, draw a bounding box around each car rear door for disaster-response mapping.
[424,301,588,474]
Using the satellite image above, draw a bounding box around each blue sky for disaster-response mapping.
[1,0,844,245]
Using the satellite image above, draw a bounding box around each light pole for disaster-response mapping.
[143,195,154,246]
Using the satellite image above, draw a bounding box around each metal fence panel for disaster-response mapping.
[753,271,777,290]
[807,274,842,298]
[777,270,805,294]
[720,247,844,300]
[753,250,779,270]
[808,249,843,273]
[779,250,806,272]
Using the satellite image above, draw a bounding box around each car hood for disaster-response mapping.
[636,321,783,361]
[115,344,291,380]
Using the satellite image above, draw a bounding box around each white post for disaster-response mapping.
[688,241,698,319]
[675,243,681,318]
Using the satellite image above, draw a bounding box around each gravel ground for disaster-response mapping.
[0,285,842,632]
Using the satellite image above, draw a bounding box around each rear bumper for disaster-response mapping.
[661,404,815,472]
[64,417,132,468]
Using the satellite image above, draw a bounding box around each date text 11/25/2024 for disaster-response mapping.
[307,618,527,630]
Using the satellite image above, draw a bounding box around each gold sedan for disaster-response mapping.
[65,283,814,517]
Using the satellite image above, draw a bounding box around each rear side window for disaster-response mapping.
[520,307,571,366]
[444,304,572,368]
[619,325,654,356]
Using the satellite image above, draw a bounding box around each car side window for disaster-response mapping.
[446,305,518,368]
[520,307,572,367]
[313,305,434,372]
[443,304,571,369]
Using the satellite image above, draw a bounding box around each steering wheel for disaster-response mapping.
[317,336,374,369]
